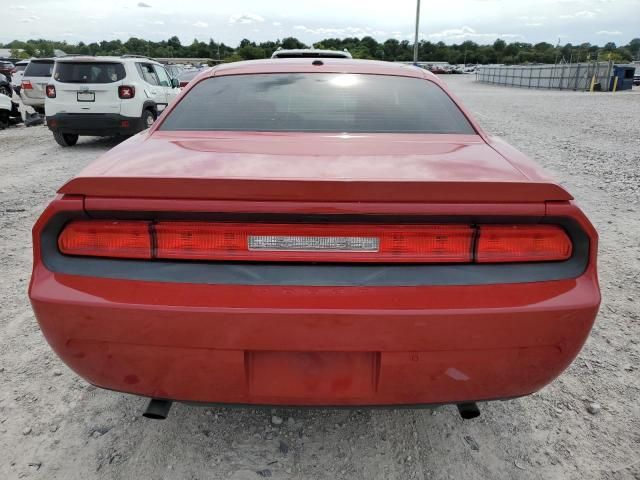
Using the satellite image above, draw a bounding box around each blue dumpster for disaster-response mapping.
[610,65,636,91]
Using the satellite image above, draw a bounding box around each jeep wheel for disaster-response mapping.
[142,109,156,129]
[53,131,79,147]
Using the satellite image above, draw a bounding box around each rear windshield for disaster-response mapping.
[54,62,126,83]
[160,73,475,134]
[24,61,54,77]
[15,63,28,72]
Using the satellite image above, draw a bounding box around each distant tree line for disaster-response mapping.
[3,36,639,64]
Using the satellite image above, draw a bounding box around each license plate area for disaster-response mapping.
[247,351,379,399]
[77,91,95,102]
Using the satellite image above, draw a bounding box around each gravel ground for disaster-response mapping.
[1,76,639,480]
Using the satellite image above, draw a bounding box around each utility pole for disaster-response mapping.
[413,0,421,64]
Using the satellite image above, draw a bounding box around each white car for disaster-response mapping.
[271,48,352,59]
[45,55,180,146]
[11,59,30,88]
[0,93,12,128]
[20,58,55,114]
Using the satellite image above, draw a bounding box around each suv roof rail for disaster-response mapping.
[60,54,92,57]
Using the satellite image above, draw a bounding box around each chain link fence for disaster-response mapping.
[476,62,614,91]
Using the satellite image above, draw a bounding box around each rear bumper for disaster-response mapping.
[20,93,44,109]
[46,113,145,136]
[30,266,599,406]
[29,197,601,406]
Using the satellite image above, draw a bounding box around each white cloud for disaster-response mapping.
[9,5,27,9]
[19,15,39,23]
[229,13,265,25]
[151,20,164,25]
[193,21,208,28]
[560,10,596,19]
[596,30,622,35]
[272,21,282,26]
[517,15,546,21]
[294,25,373,37]
[426,26,522,41]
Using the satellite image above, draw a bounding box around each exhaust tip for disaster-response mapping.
[143,399,173,420]
[457,402,481,420]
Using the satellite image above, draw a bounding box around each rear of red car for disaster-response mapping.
[29,60,600,415]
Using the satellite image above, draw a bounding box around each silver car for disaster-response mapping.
[20,58,54,113]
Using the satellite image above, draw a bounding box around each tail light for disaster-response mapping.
[45,85,56,98]
[58,221,151,259]
[476,225,572,263]
[57,221,572,264]
[21,80,33,90]
[118,85,135,99]
[154,223,474,263]
[179,80,189,88]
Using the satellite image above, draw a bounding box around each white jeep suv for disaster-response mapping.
[45,55,180,146]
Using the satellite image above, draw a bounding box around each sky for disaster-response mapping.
[4,0,639,47]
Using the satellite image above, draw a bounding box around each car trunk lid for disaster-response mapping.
[60,132,572,203]
[52,82,122,114]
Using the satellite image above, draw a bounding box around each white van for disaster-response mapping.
[45,55,180,146]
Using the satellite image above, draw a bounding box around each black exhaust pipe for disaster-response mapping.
[143,399,173,420]
[457,403,480,420]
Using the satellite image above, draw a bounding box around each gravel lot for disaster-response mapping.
[1,75,639,480]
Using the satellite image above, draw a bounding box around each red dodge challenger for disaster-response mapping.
[29,59,600,419]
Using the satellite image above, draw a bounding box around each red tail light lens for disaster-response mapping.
[21,80,33,90]
[45,85,56,98]
[154,223,474,263]
[58,221,152,259]
[118,85,135,99]
[57,221,573,264]
[476,225,572,263]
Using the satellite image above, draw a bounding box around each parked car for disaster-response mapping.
[271,47,352,59]
[45,55,180,146]
[633,73,640,86]
[20,58,55,114]
[0,60,15,79]
[177,67,205,87]
[11,59,30,89]
[0,91,22,129]
[164,63,184,79]
[0,72,13,97]
[29,59,600,419]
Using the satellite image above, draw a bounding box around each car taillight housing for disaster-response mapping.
[21,80,33,90]
[118,85,135,99]
[45,85,56,98]
[58,221,152,259]
[153,223,474,263]
[57,221,573,264]
[476,225,573,263]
